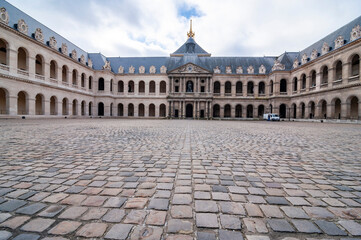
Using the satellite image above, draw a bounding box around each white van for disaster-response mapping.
[263,113,280,121]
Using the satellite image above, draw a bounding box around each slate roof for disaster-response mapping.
[2,1,361,74]
[2,1,89,63]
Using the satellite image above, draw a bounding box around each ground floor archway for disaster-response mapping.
[98,102,104,116]
[224,104,231,118]
[139,104,145,117]
[235,105,242,118]
[213,104,220,118]
[149,104,155,117]
[35,94,44,115]
[279,104,286,118]
[159,104,166,117]
[18,91,28,115]
[118,103,123,116]
[247,105,253,118]
[350,96,359,119]
[186,104,193,118]
[50,96,57,115]
[258,105,264,118]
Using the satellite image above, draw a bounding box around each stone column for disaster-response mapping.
[242,106,247,118]
[231,83,236,97]
[28,98,35,115]
[358,100,361,120]
[243,83,247,97]
[169,77,172,93]
[8,48,17,75]
[44,99,50,116]
[306,76,310,92]
[8,95,17,116]
[231,105,235,118]
[328,68,334,87]
[168,101,171,118]
[343,62,350,82]
[209,102,213,118]
[315,72,321,91]
[341,102,348,119]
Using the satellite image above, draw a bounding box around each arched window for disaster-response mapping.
[213,104,220,117]
[149,104,155,117]
[293,77,298,91]
[351,55,360,77]
[160,81,166,93]
[72,99,78,115]
[335,61,342,80]
[81,73,85,87]
[138,104,145,117]
[159,104,166,117]
[224,104,231,117]
[18,91,28,115]
[50,60,57,79]
[236,81,242,94]
[35,54,44,75]
[128,81,134,93]
[0,39,8,65]
[62,98,68,115]
[279,104,287,118]
[50,96,57,115]
[258,105,264,117]
[301,74,306,89]
[235,105,242,118]
[310,71,316,88]
[139,81,145,93]
[35,94,44,115]
[72,69,78,86]
[225,81,231,94]
[98,102,104,116]
[247,82,254,95]
[17,47,28,71]
[81,101,85,116]
[258,82,265,95]
[280,79,287,93]
[117,103,123,116]
[213,81,220,94]
[128,103,134,116]
[88,102,93,116]
[98,78,104,91]
[149,81,155,93]
[118,81,124,92]
[88,76,93,90]
[321,66,328,84]
[246,105,253,118]
[110,79,113,92]
[0,88,8,114]
[62,65,68,83]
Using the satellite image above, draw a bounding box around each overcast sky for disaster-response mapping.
[7,0,361,57]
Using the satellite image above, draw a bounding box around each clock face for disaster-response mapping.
[187,65,193,71]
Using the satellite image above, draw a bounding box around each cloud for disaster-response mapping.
[6,0,361,57]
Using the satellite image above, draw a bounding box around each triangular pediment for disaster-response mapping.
[169,63,211,74]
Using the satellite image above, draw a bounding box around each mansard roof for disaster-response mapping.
[2,1,89,63]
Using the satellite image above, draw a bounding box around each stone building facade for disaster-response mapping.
[0,1,360,120]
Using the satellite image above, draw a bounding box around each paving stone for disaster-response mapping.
[245,236,270,240]
[196,213,218,228]
[0,213,11,223]
[148,198,169,210]
[195,200,218,212]
[103,197,127,208]
[286,197,311,206]
[130,226,162,240]
[60,194,87,205]
[220,214,242,229]
[167,219,193,233]
[102,209,126,222]
[245,203,263,217]
[281,206,310,219]
[146,210,167,226]
[291,219,322,233]
[15,202,47,215]
[48,220,82,235]
[315,220,347,236]
[21,217,55,232]
[38,205,65,218]
[81,195,107,206]
[194,191,211,199]
[12,233,40,240]
[211,192,230,201]
[58,206,87,219]
[42,193,68,203]
[0,230,12,240]
[172,194,192,204]
[0,216,30,229]
[197,232,217,240]
[171,205,192,218]
[0,199,27,212]
[104,224,133,239]
[338,220,361,236]
[76,222,108,238]
[165,235,193,240]
[123,210,147,224]
[260,205,284,218]
[219,229,244,240]
[219,201,245,215]
[124,198,148,209]
[265,196,289,205]
[268,219,295,232]
[303,207,335,219]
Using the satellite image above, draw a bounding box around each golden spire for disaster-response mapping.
[187,19,195,38]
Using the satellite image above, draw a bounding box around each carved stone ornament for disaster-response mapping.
[71,49,77,60]
[118,66,124,74]
[310,49,318,60]
[49,36,57,49]
[61,43,68,55]
[334,35,344,49]
[80,55,85,65]
[321,42,329,55]
[34,28,44,43]
[213,66,221,74]
[0,8,9,25]
[258,65,266,74]
[17,19,28,34]
[271,60,285,71]
[139,66,145,74]
[149,65,156,74]
[350,25,361,41]
[103,60,111,71]
[236,66,243,74]
[226,66,232,74]
[129,65,135,74]
[293,59,299,69]
[88,58,93,68]
[301,53,308,64]
[160,65,167,74]
[247,65,254,74]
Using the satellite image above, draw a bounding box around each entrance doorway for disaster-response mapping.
[186,104,193,118]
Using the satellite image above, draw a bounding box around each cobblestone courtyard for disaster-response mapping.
[0,119,360,240]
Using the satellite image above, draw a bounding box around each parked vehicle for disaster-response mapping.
[263,113,280,121]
